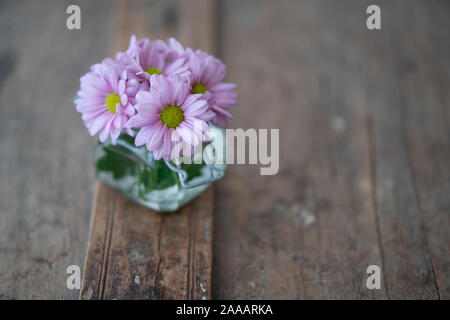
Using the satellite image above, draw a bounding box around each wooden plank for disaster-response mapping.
[80,0,216,300]
[2,0,448,300]
[364,0,449,299]
[360,0,445,299]
[213,0,449,299]
[212,0,387,299]
[80,183,213,299]
[401,1,450,299]
[0,0,113,299]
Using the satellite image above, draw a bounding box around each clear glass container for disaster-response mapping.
[94,125,226,212]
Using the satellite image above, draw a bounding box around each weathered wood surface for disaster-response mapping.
[363,0,450,299]
[80,183,214,300]
[0,0,112,299]
[212,0,449,299]
[80,0,216,300]
[0,0,449,299]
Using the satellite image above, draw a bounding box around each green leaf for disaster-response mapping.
[181,163,205,182]
[96,146,136,179]
[139,160,177,192]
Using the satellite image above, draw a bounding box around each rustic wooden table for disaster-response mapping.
[0,0,448,299]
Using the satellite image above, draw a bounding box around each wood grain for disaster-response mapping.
[361,0,449,299]
[80,0,217,300]
[401,1,450,299]
[0,0,112,299]
[1,0,449,300]
[80,183,214,299]
[213,0,387,299]
[212,0,449,299]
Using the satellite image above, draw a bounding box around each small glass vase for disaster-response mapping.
[94,125,226,212]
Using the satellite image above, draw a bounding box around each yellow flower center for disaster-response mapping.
[105,93,121,114]
[160,105,184,128]
[191,82,208,94]
[144,67,163,75]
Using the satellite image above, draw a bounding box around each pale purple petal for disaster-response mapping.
[134,126,153,146]
[182,99,209,116]
[146,123,165,150]
[126,114,159,129]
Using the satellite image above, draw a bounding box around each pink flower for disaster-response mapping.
[118,36,191,86]
[102,57,140,104]
[123,35,168,61]
[126,75,215,160]
[186,49,238,128]
[75,61,135,144]
[164,38,187,58]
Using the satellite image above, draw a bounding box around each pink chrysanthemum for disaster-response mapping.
[122,35,168,61]
[126,75,215,160]
[102,57,140,104]
[75,62,135,144]
[185,48,238,128]
[118,36,191,86]
[164,37,187,58]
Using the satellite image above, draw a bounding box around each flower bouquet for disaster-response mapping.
[75,36,237,212]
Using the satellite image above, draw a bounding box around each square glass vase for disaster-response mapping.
[94,125,226,212]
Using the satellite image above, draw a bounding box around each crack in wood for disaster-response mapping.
[402,122,441,300]
[98,191,118,300]
[153,215,166,289]
[365,113,389,299]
